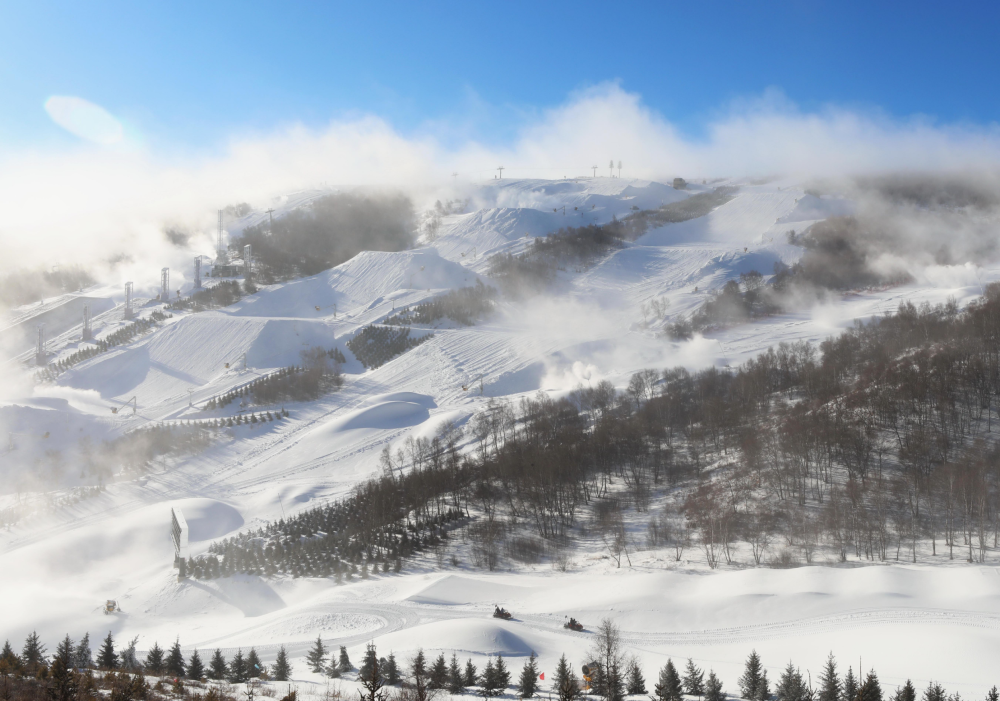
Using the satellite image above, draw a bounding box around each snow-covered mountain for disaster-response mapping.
[1,176,998,694]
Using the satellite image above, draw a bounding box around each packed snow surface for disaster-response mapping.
[2,177,1000,694]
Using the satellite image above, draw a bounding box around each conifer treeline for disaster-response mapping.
[385,280,497,327]
[347,325,433,370]
[184,502,463,580]
[170,281,244,312]
[34,313,166,383]
[2,629,997,700]
[203,360,343,411]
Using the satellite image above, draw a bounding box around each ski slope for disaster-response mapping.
[2,177,1000,695]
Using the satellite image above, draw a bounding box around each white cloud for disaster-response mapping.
[3,83,1000,279]
[44,96,125,146]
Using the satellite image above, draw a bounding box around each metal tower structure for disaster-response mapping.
[193,256,202,289]
[243,244,252,281]
[35,326,45,366]
[216,209,226,263]
[82,304,93,341]
[160,268,169,302]
[124,282,134,320]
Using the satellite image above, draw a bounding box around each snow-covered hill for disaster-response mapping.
[2,176,999,694]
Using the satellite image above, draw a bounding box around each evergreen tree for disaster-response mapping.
[338,646,352,673]
[73,631,91,668]
[518,653,540,698]
[165,639,185,677]
[0,640,19,671]
[120,637,140,672]
[818,654,841,701]
[429,653,448,690]
[985,687,999,701]
[306,637,327,674]
[55,635,74,668]
[187,650,205,680]
[411,649,428,699]
[21,631,47,671]
[48,654,78,701]
[209,649,227,681]
[922,682,946,701]
[358,644,385,701]
[775,662,809,701]
[859,672,883,701]
[683,659,704,697]
[97,631,118,670]
[555,655,580,701]
[229,649,248,683]
[273,646,292,682]
[655,660,683,701]
[481,657,500,698]
[626,658,647,696]
[145,642,165,676]
[496,654,511,689]
[843,668,859,701]
[383,652,400,685]
[360,645,379,683]
[893,681,916,701]
[704,671,725,701]
[465,658,479,688]
[247,648,263,678]
[411,649,427,683]
[739,651,767,701]
[449,654,465,694]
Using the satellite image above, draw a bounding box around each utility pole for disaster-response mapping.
[592,165,598,178]
[497,165,504,179]
[265,208,275,233]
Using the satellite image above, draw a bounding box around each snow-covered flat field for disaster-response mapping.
[2,177,999,695]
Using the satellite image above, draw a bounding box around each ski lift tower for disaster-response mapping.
[171,507,189,576]
[82,304,93,341]
[216,209,227,264]
[124,282,134,320]
[243,244,252,281]
[35,326,46,366]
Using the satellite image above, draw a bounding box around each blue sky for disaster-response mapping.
[2,0,998,153]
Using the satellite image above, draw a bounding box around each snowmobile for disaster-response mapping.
[492,605,513,620]
[563,617,584,631]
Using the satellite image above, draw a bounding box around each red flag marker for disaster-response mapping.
[539,672,545,680]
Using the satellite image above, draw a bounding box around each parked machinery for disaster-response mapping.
[492,605,513,620]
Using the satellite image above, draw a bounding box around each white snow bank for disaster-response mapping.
[376,618,538,657]
[171,498,244,542]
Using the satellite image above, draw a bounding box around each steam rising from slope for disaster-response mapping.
[3,84,1000,284]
